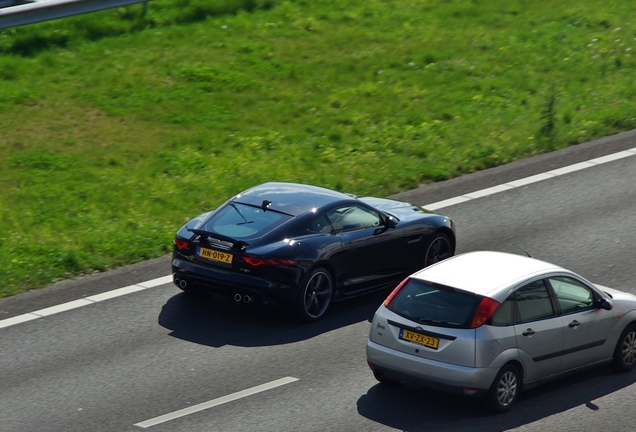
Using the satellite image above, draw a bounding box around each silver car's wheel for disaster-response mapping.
[296,268,333,322]
[612,324,636,372]
[373,370,399,386]
[423,233,453,267]
[487,364,520,413]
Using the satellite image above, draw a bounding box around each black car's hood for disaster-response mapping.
[360,197,432,219]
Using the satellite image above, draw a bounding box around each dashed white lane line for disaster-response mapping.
[424,147,636,211]
[0,275,172,329]
[1,146,635,330]
[134,377,300,429]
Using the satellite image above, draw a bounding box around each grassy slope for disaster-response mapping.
[1,0,635,297]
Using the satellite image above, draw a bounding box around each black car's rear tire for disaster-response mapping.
[486,363,520,413]
[296,267,333,322]
[423,232,453,267]
[612,323,636,372]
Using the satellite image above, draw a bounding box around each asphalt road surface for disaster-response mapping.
[1,129,636,432]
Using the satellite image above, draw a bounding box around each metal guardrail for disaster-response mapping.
[0,0,149,30]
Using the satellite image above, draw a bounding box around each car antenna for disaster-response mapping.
[261,200,272,210]
[509,241,531,257]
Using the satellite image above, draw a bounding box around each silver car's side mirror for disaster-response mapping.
[599,298,613,311]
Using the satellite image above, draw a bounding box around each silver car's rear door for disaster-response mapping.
[512,281,565,383]
[514,316,565,382]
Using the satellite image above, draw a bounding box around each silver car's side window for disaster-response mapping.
[548,276,595,314]
[515,280,555,323]
[490,297,515,326]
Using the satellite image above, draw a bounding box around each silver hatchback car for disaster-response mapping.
[366,251,636,412]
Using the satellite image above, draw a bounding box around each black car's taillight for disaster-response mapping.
[241,256,296,267]
[174,237,190,250]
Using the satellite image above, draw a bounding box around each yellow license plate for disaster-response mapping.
[198,247,233,264]
[400,329,439,350]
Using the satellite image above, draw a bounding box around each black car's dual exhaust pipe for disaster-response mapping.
[234,293,254,304]
[174,275,256,304]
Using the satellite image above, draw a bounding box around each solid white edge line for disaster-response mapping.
[86,284,148,302]
[134,377,300,429]
[0,279,172,329]
[31,299,94,317]
[506,172,556,188]
[464,184,514,199]
[1,146,635,330]
[423,146,636,211]
[138,275,173,288]
[547,161,594,176]
[0,313,40,329]
[424,196,471,211]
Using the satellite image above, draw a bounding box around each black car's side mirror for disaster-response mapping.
[385,216,397,229]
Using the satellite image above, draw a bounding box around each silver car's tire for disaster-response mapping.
[373,370,399,386]
[423,233,453,267]
[612,323,636,372]
[487,364,520,413]
[296,267,333,322]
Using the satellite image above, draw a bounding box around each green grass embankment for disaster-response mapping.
[1,0,635,297]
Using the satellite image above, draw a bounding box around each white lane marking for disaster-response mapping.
[1,146,635,329]
[0,275,172,329]
[424,147,636,211]
[134,377,300,429]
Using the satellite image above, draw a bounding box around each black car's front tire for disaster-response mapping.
[423,232,453,267]
[295,267,333,322]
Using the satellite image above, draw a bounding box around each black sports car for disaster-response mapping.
[171,182,456,321]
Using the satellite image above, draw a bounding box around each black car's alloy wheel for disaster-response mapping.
[296,267,333,322]
[487,364,520,413]
[612,324,636,372]
[423,233,453,267]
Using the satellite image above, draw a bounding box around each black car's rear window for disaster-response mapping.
[387,279,482,328]
[202,203,292,240]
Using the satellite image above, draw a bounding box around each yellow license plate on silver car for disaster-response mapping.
[399,328,439,350]
[197,246,233,264]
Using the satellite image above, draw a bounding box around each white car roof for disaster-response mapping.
[411,251,567,298]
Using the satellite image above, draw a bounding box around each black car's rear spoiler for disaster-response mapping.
[187,228,249,251]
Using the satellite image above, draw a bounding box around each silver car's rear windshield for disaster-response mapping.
[388,279,482,328]
[202,203,292,240]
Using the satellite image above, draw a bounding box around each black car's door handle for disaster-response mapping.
[569,320,580,328]
[522,328,535,336]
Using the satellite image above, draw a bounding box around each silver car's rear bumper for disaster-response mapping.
[366,339,500,396]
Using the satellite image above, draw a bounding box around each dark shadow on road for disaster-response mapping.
[157,289,387,347]
[357,364,636,432]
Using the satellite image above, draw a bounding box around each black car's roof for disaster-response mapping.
[232,182,356,216]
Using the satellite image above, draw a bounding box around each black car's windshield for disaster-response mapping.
[388,279,481,328]
[201,202,292,240]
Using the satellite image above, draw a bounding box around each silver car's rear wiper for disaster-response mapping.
[418,318,459,326]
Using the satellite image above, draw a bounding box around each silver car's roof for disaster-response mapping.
[410,251,567,298]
